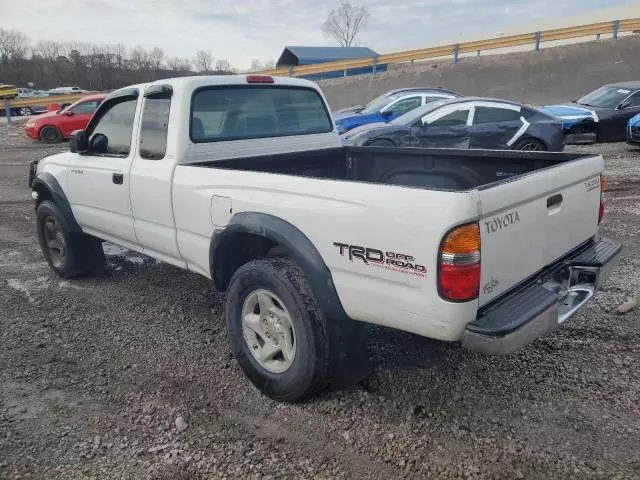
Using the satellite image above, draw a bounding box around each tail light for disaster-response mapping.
[246,75,274,84]
[598,174,606,224]
[438,222,480,302]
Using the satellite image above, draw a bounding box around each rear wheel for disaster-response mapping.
[513,138,546,151]
[19,107,33,116]
[36,200,105,278]
[39,126,63,144]
[225,257,332,402]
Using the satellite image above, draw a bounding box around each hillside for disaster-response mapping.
[318,35,640,109]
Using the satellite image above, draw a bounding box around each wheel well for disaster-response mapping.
[212,232,288,291]
[33,183,53,207]
[367,138,395,146]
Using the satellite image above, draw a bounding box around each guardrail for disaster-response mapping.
[259,18,640,78]
[2,92,102,111]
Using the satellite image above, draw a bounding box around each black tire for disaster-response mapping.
[367,138,396,147]
[225,257,332,402]
[39,126,63,144]
[19,107,33,116]
[513,138,547,151]
[36,200,105,278]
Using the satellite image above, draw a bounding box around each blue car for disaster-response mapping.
[333,88,461,135]
[628,112,640,146]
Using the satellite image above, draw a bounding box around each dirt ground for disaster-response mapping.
[1,122,639,480]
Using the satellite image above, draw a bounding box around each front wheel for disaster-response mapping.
[36,200,105,278]
[19,107,33,116]
[39,126,63,144]
[225,258,332,402]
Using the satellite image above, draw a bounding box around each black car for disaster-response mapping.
[343,97,565,151]
[540,81,640,143]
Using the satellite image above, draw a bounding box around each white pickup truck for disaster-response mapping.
[28,75,621,402]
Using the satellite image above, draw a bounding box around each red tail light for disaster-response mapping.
[438,223,481,302]
[598,175,606,224]
[246,75,274,84]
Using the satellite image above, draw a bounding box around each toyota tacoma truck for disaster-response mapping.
[27,75,621,402]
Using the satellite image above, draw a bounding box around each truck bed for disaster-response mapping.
[190,146,588,191]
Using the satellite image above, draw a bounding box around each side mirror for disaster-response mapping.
[63,110,74,116]
[69,130,88,153]
[618,100,632,110]
[381,110,394,118]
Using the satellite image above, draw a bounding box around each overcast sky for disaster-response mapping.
[3,0,637,69]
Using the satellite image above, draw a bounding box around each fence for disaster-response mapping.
[259,18,640,78]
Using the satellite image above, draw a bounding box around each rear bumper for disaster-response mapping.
[462,237,621,355]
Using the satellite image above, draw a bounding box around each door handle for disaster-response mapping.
[547,193,563,208]
[112,173,124,185]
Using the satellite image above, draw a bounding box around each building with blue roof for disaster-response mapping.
[276,46,387,80]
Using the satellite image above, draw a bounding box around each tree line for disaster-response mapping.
[0,28,276,91]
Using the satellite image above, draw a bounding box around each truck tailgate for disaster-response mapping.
[478,155,603,306]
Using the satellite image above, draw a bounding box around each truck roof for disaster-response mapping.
[109,75,320,97]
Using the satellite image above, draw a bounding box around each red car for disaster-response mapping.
[24,94,106,143]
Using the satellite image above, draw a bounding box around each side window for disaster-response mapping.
[474,106,522,124]
[139,96,171,160]
[70,100,100,115]
[425,95,447,103]
[428,109,470,127]
[388,96,421,116]
[626,92,640,108]
[87,98,137,156]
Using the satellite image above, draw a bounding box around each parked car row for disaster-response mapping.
[334,82,640,150]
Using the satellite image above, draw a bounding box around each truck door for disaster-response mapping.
[66,89,139,244]
[129,85,182,262]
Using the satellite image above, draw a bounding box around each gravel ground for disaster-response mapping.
[1,121,639,480]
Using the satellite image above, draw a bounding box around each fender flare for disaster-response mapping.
[31,172,82,233]
[210,212,349,322]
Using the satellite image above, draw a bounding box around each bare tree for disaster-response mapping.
[263,59,276,70]
[249,59,263,72]
[148,47,165,70]
[167,56,191,72]
[34,40,64,60]
[0,28,29,61]
[322,1,370,47]
[194,50,213,72]
[129,46,150,70]
[214,59,231,73]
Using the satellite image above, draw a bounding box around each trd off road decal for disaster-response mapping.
[333,243,426,277]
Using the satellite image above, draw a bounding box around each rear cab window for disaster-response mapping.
[190,86,333,142]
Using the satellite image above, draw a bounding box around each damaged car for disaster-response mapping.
[540,82,640,144]
[333,87,461,134]
[343,97,564,151]
[627,113,640,146]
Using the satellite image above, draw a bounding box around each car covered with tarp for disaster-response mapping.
[343,97,564,152]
